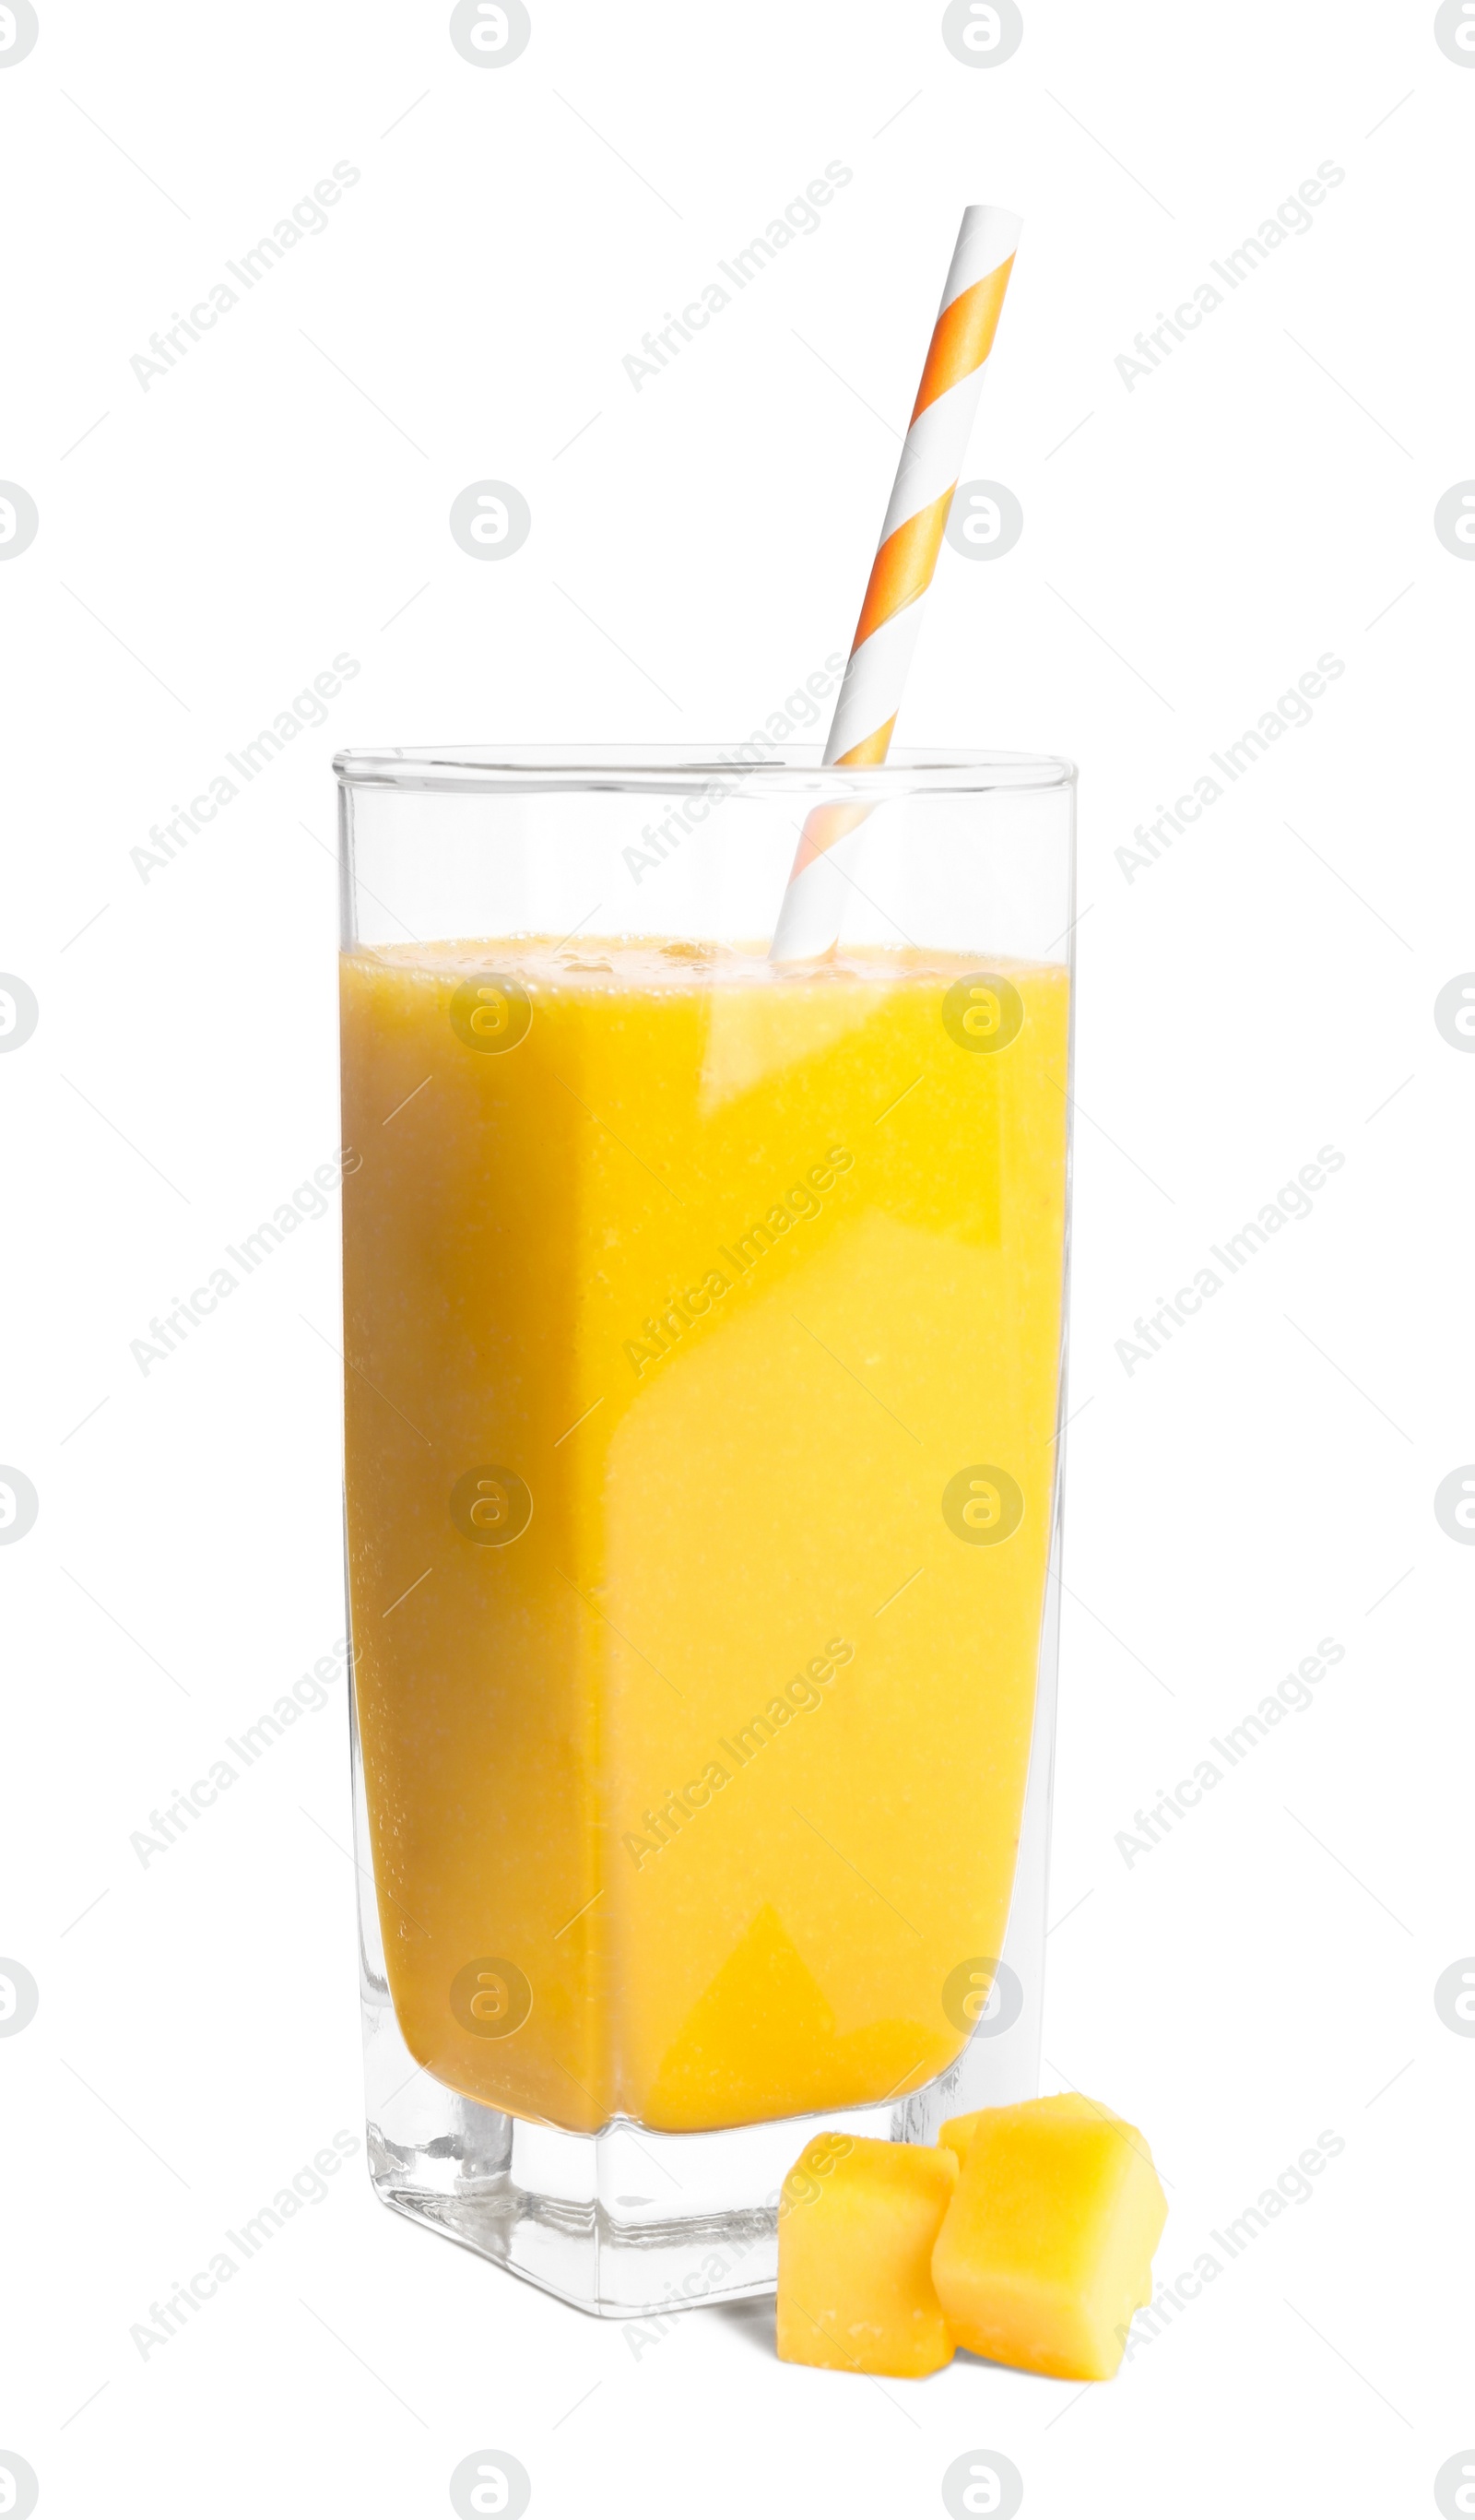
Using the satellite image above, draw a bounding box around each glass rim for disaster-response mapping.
[334,743,1077,797]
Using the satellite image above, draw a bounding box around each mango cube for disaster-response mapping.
[777,2135,959,2377]
[931,2096,1167,2380]
[940,2091,1114,2165]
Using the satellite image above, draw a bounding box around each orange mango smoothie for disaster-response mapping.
[340,940,1068,2135]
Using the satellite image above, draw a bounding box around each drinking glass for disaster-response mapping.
[336,744,1075,2315]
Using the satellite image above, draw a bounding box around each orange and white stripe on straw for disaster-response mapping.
[770,204,1021,961]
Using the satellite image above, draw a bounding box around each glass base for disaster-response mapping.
[364,1982,1042,2318]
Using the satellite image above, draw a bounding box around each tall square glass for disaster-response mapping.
[336,745,1076,2316]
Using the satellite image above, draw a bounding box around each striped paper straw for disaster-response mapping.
[770,204,1021,961]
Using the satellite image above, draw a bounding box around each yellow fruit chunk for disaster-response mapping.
[931,2097,1166,2379]
[940,2091,1113,2166]
[777,2135,960,2377]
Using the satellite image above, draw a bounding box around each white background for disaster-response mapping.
[3,1,1473,2513]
